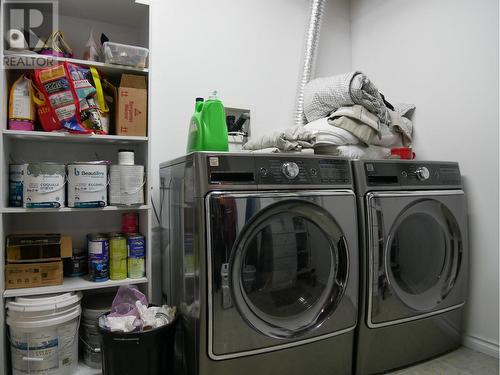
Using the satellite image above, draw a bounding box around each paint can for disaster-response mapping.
[122,212,139,233]
[127,234,145,279]
[9,164,26,207]
[109,233,127,280]
[23,163,66,208]
[67,163,108,208]
[63,248,88,277]
[87,234,109,282]
[109,165,144,206]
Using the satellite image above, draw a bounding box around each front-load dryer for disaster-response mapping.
[352,160,468,374]
[160,152,358,375]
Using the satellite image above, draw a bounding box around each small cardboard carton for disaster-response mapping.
[5,261,63,289]
[116,74,147,136]
[6,234,72,263]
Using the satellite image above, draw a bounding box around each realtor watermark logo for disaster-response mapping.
[3,0,58,69]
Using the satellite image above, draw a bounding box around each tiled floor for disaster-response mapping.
[390,347,498,374]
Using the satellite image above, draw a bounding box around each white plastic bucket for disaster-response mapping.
[67,163,108,208]
[80,293,113,369]
[6,293,82,375]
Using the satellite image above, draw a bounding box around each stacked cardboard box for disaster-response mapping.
[5,234,72,289]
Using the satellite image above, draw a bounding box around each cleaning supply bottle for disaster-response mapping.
[187,91,229,152]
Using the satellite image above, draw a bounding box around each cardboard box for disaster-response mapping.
[6,234,72,263]
[116,74,147,136]
[5,261,63,289]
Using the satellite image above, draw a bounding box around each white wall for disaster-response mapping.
[149,0,352,215]
[315,0,351,77]
[350,0,499,357]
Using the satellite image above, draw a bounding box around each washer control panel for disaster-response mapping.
[281,162,300,180]
[364,161,461,187]
[256,157,351,185]
[206,154,351,186]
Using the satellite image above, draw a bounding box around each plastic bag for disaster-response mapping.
[41,30,73,57]
[33,63,90,133]
[83,28,101,62]
[104,286,176,332]
[109,285,148,317]
[88,66,109,134]
[8,74,36,130]
[66,63,107,133]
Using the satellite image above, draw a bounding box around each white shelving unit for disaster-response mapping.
[3,277,148,298]
[3,52,149,75]
[2,205,150,214]
[0,1,152,374]
[3,129,148,144]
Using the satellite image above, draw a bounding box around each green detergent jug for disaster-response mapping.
[187,91,229,152]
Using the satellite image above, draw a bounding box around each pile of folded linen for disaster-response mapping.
[243,71,415,159]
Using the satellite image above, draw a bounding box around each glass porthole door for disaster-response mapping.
[229,200,349,339]
[367,193,466,326]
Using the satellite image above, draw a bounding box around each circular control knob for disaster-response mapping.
[416,166,430,181]
[281,162,300,179]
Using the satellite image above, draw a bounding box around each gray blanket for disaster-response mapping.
[242,126,315,151]
[303,71,389,125]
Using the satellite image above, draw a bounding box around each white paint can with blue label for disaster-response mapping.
[23,163,66,208]
[9,164,26,207]
[67,163,108,208]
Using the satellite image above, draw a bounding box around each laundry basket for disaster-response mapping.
[98,312,177,375]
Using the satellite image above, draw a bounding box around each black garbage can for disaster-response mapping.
[98,313,177,375]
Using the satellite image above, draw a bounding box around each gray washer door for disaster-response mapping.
[366,190,468,328]
[207,191,358,359]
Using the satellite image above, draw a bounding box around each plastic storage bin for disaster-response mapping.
[103,42,149,68]
[98,312,177,375]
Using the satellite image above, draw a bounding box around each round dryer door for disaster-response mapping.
[384,199,463,312]
[230,199,349,339]
[372,195,464,318]
[367,192,467,326]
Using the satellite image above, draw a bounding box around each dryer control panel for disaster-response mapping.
[363,161,461,188]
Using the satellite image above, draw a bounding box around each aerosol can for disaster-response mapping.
[186,91,229,152]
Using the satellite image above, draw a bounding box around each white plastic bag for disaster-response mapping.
[83,28,101,61]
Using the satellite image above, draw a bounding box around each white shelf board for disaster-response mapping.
[4,277,148,298]
[77,361,102,375]
[4,51,148,75]
[2,205,150,214]
[2,130,148,144]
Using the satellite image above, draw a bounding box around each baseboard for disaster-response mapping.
[463,334,500,358]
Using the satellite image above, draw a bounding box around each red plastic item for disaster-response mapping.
[122,213,139,234]
[391,147,415,160]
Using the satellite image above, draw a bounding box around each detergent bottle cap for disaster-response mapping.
[208,90,219,100]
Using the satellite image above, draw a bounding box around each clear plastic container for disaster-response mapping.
[103,42,149,68]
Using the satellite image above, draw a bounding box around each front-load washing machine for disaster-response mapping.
[352,160,468,374]
[160,152,358,375]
